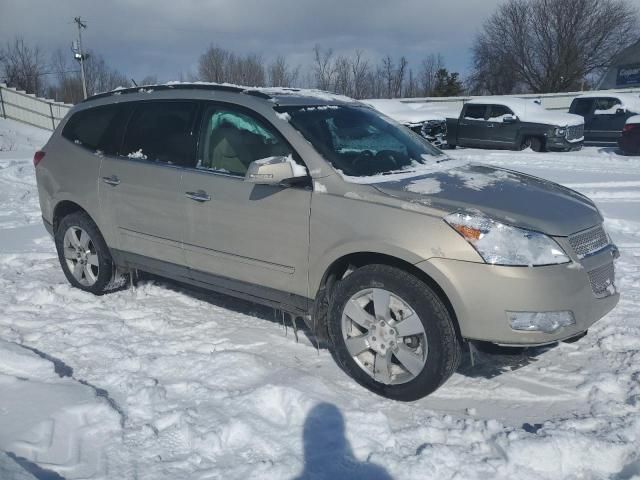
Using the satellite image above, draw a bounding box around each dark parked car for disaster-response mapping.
[446,98,584,152]
[619,115,640,155]
[569,93,640,147]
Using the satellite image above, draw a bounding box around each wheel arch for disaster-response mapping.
[53,200,93,233]
[312,251,462,342]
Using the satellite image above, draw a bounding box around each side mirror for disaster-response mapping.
[502,114,517,124]
[616,108,627,115]
[244,156,307,185]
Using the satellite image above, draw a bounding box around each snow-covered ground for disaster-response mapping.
[0,117,639,479]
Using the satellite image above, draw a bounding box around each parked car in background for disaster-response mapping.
[446,97,584,152]
[569,93,640,147]
[364,99,448,148]
[35,84,619,401]
[619,115,640,155]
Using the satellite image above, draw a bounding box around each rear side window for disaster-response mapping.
[464,105,487,120]
[571,99,593,117]
[121,101,198,166]
[594,98,622,115]
[62,105,121,152]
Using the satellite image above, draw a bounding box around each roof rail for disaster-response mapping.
[82,83,259,103]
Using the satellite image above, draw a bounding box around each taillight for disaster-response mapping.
[623,124,639,133]
[33,150,45,167]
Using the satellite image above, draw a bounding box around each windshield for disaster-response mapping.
[279,105,446,178]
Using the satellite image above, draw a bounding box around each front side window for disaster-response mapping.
[121,101,198,166]
[62,105,121,152]
[463,104,488,120]
[198,107,293,176]
[281,105,446,178]
[487,105,513,121]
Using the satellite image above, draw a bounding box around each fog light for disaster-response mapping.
[507,311,575,333]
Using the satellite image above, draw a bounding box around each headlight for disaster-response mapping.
[444,211,570,266]
[554,127,566,136]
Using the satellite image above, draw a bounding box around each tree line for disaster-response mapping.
[1,0,637,104]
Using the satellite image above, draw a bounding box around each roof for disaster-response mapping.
[83,82,357,107]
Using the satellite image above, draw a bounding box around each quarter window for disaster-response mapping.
[121,101,198,166]
[463,105,487,120]
[198,107,294,176]
[62,105,121,152]
[594,98,622,115]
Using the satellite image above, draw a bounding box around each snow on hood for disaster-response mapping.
[466,97,584,127]
[363,99,446,124]
[626,115,640,125]
[370,163,602,236]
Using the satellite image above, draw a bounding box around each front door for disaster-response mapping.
[99,100,199,267]
[570,98,595,142]
[458,104,488,147]
[180,103,312,303]
[486,104,519,147]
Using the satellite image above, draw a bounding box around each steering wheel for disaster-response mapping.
[374,150,402,170]
[351,150,375,174]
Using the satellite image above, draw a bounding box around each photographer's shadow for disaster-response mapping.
[293,402,393,480]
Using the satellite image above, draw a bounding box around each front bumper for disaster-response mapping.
[546,135,584,151]
[416,246,619,345]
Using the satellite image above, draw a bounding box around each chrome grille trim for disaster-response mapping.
[588,262,616,298]
[566,124,584,141]
[568,225,609,259]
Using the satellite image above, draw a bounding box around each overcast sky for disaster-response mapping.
[2,0,639,84]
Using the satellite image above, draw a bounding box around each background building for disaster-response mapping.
[599,40,640,89]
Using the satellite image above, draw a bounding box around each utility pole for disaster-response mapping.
[73,16,88,99]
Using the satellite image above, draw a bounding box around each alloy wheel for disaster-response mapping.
[62,226,99,286]
[341,288,428,385]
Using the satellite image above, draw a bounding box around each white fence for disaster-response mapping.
[0,83,72,131]
[400,87,640,112]
[2,82,640,132]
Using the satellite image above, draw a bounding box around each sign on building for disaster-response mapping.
[617,63,640,87]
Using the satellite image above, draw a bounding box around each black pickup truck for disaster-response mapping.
[447,97,584,152]
[569,93,640,147]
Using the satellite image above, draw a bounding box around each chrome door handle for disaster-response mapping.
[487,124,495,128]
[102,175,120,186]
[185,190,211,202]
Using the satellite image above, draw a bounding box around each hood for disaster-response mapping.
[524,111,584,128]
[372,163,601,236]
[363,99,445,124]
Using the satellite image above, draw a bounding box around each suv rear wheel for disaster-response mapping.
[55,212,126,295]
[327,264,460,401]
[520,136,544,152]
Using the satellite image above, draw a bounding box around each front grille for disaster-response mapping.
[588,262,616,298]
[420,120,447,147]
[569,225,609,259]
[566,124,584,141]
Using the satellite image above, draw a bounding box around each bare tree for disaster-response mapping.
[198,45,230,83]
[0,37,47,95]
[472,0,638,93]
[419,53,444,96]
[267,55,299,87]
[350,50,370,99]
[313,45,336,90]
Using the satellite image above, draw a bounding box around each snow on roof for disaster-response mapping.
[466,96,583,127]
[575,92,640,113]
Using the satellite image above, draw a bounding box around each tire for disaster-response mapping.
[327,264,461,401]
[520,136,544,152]
[55,211,127,295]
[448,144,457,149]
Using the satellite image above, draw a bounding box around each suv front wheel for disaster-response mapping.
[55,211,127,295]
[328,264,461,401]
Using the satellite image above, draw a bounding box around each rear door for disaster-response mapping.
[458,104,488,147]
[98,100,199,267]
[180,103,312,304]
[589,97,628,146]
[486,104,518,146]
[570,98,595,142]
